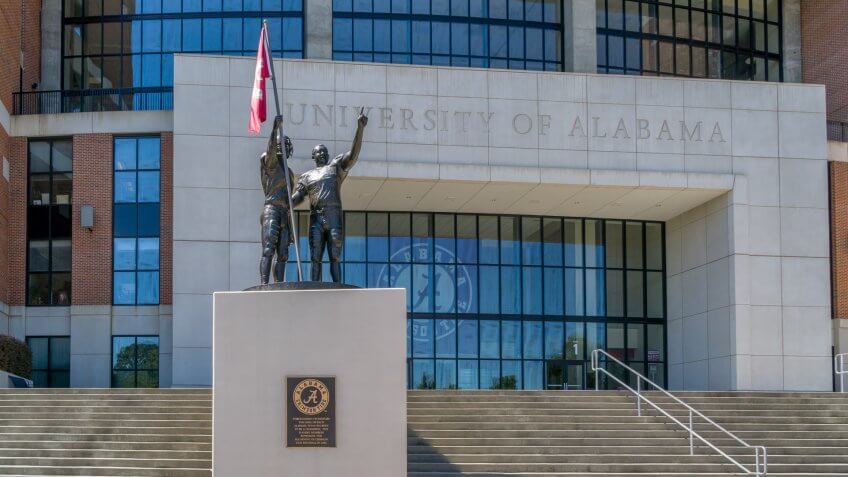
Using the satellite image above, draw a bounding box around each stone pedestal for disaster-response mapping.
[212,287,407,476]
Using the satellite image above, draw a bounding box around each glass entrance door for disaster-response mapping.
[546,361,584,390]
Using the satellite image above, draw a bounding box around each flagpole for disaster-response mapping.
[263,20,303,282]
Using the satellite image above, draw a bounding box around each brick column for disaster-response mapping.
[0,127,9,306]
[71,134,113,306]
[8,138,27,306]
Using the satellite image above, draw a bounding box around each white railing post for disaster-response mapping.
[636,375,641,417]
[836,353,848,393]
[688,409,694,455]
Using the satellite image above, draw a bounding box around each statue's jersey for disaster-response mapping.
[260,152,295,207]
[295,154,349,210]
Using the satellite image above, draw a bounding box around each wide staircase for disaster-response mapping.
[0,389,847,475]
[0,389,211,476]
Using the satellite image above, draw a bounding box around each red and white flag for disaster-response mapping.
[248,24,271,135]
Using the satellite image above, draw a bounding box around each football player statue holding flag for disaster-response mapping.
[248,21,302,284]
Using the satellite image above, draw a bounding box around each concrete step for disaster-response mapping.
[408,421,848,431]
[0,465,210,476]
[407,452,848,464]
[407,445,848,456]
[0,434,210,443]
[0,449,211,460]
[0,441,211,452]
[408,429,848,439]
[0,457,211,469]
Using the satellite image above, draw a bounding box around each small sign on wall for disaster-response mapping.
[286,376,336,447]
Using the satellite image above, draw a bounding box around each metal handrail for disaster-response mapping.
[836,353,848,393]
[590,349,767,476]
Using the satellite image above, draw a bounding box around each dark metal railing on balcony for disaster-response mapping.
[828,121,848,142]
[12,87,173,115]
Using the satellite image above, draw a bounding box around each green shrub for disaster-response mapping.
[0,335,32,379]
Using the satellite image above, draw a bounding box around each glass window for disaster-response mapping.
[112,336,159,388]
[113,137,161,305]
[332,0,562,70]
[26,337,71,388]
[27,140,73,306]
[597,0,783,80]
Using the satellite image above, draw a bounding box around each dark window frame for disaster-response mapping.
[112,135,162,306]
[26,138,74,307]
[111,335,160,388]
[26,336,71,388]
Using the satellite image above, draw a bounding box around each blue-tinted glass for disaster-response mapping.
[457,264,477,313]
[458,360,478,388]
[113,271,136,304]
[283,0,301,10]
[501,360,521,388]
[224,0,242,10]
[457,216,477,264]
[333,18,353,51]
[367,213,388,261]
[479,265,499,313]
[138,137,160,169]
[470,24,487,56]
[141,54,161,87]
[267,17,282,50]
[353,0,371,11]
[344,213,366,261]
[432,22,450,55]
[412,318,434,357]
[183,19,202,52]
[204,0,222,10]
[138,171,159,202]
[479,217,498,264]
[434,264,456,313]
[343,262,366,287]
[435,359,456,389]
[490,24,507,57]
[452,23,468,55]
[283,17,302,50]
[480,360,499,389]
[432,0,449,15]
[435,319,456,358]
[457,319,478,358]
[523,267,541,315]
[508,0,523,19]
[243,0,260,8]
[608,35,624,68]
[392,20,409,53]
[543,267,563,315]
[391,0,409,13]
[372,19,390,51]
[526,28,543,60]
[565,268,584,316]
[508,26,523,58]
[163,20,181,52]
[367,263,384,287]
[501,266,520,314]
[411,0,428,13]
[130,21,142,53]
[521,217,541,265]
[137,203,160,236]
[243,18,261,50]
[523,321,542,359]
[203,18,223,52]
[544,321,563,359]
[114,138,136,170]
[264,0,282,10]
[137,238,159,270]
[411,21,430,54]
[479,320,499,358]
[501,320,520,358]
[137,271,159,304]
[524,361,543,389]
[412,264,434,312]
[544,29,558,61]
[353,18,372,51]
[470,0,486,16]
[585,268,605,316]
[163,0,181,12]
[114,204,138,237]
[114,238,136,271]
[141,20,162,52]
[223,18,242,50]
[412,360,434,389]
[184,0,202,11]
[115,172,137,203]
[490,0,507,18]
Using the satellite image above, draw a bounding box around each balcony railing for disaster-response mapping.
[12,87,173,115]
[829,121,848,142]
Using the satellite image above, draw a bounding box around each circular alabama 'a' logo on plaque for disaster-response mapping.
[292,379,330,416]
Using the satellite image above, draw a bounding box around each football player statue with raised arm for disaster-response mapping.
[291,109,368,283]
[259,115,296,285]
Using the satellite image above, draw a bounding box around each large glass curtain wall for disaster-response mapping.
[285,212,666,390]
[596,0,782,81]
[332,0,563,71]
[62,0,304,105]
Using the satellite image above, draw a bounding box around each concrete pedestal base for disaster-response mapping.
[212,287,407,476]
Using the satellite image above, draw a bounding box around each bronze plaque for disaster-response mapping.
[286,377,336,447]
